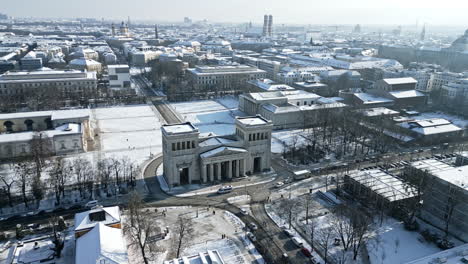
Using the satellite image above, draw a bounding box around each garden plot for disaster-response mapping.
[170,97,244,137]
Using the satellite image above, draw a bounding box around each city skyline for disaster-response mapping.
[2,0,467,25]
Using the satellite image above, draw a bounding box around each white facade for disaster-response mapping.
[441,78,468,102]
[427,71,463,92]
[0,109,90,159]
[108,65,131,89]
[0,69,98,97]
[162,116,272,187]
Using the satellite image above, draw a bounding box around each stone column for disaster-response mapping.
[235,159,240,178]
[217,163,222,181]
[201,164,207,183]
[209,164,214,182]
[240,159,245,176]
[227,160,232,179]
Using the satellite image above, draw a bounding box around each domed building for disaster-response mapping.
[448,29,468,52]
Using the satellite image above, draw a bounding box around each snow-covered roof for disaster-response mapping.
[0,109,89,121]
[383,77,417,85]
[389,90,425,99]
[358,107,399,117]
[162,123,198,134]
[74,206,121,232]
[236,116,268,126]
[399,118,462,135]
[348,169,418,202]
[200,146,247,159]
[354,93,394,104]
[76,223,128,264]
[0,131,33,143]
[406,243,468,264]
[70,58,101,66]
[164,250,225,264]
[51,109,90,121]
[199,137,235,147]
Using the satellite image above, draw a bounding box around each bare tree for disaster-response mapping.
[31,175,45,207]
[442,186,463,239]
[316,227,334,264]
[72,158,92,199]
[15,161,32,208]
[278,198,301,229]
[172,215,194,258]
[110,157,122,193]
[350,210,373,260]
[30,132,53,177]
[0,171,16,207]
[97,159,113,196]
[330,206,355,252]
[49,158,69,205]
[124,192,157,264]
[49,216,65,258]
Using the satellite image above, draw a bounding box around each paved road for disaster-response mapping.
[142,155,310,264]
[151,100,182,124]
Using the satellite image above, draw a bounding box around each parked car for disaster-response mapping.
[301,247,312,258]
[217,185,233,194]
[248,223,258,230]
[246,232,256,242]
[281,226,294,237]
[85,200,99,208]
[275,181,284,188]
[291,236,303,247]
[240,208,248,215]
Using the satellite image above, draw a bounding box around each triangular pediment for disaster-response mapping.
[200,146,247,159]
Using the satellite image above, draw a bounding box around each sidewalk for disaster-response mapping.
[155,164,276,197]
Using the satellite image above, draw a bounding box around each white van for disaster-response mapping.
[293,170,311,180]
[217,185,233,194]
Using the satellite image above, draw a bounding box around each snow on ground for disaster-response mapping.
[0,105,160,216]
[368,218,441,264]
[216,96,239,109]
[94,105,163,164]
[156,164,276,197]
[271,129,309,153]
[170,97,245,136]
[125,206,260,264]
[227,195,251,205]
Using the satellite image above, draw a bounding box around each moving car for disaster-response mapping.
[217,185,233,194]
[275,181,284,188]
[85,200,99,209]
[240,208,248,215]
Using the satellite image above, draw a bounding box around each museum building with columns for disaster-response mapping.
[162,116,272,187]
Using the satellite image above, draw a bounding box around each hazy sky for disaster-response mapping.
[2,0,467,25]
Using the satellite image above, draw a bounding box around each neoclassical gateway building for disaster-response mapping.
[162,116,272,187]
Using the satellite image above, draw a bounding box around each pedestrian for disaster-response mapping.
[213,210,216,215]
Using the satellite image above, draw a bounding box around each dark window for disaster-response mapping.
[89,211,106,222]
[115,68,130,74]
